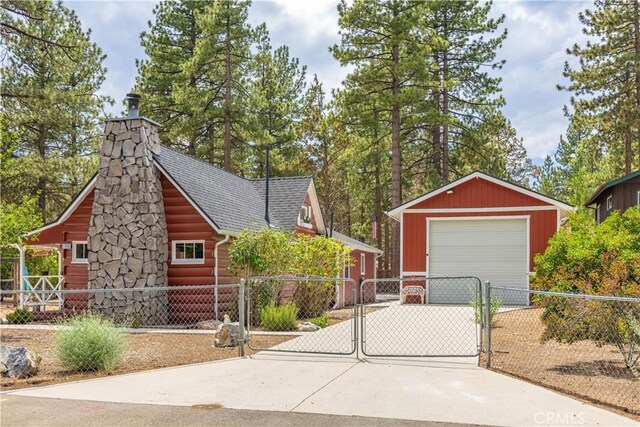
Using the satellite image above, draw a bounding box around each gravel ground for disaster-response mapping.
[0,328,293,391]
[489,307,640,419]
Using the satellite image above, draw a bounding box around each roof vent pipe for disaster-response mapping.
[264,144,271,225]
[126,93,141,118]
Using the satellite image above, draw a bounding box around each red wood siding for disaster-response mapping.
[27,192,94,293]
[161,175,237,321]
[340,249,376,307]
[401,177,560,275]
[412,176,553,209]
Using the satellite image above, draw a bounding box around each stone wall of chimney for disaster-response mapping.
[87,118,169,325]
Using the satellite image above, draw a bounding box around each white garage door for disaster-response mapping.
[428,218,529,305]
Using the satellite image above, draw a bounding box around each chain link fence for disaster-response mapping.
[246,276,357,355]
[486,285,640,416]
[0,285,248,378]
[360,277,482,357]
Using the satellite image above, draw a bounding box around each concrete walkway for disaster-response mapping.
[3,353,636,426]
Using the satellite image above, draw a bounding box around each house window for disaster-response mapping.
[636,190,640,206]
[172,241,205,264]
[360,253,366,275]
[298,205,312,228]
[72,242,88,264]
[606,195,613,211]
[344,263,350,278]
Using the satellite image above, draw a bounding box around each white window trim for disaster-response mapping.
[606,195,613,211]
[636,190,640,206]
[297,205,313,229]
[360,253,366,275]
[72,241,89,264]
[172,240,205,265]
[344,262,350,279]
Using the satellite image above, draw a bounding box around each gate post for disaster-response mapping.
[484,281,491,368]
[238,279,246,357]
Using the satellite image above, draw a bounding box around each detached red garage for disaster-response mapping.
[387,171,573,304]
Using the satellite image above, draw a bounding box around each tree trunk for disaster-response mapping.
[625,128,632,174]
[390,41,402,277]
[442,43,450,182]
[223,8,232,172]
[432,82,442,180]
[37,127,46,222]
[634,0,640,168]
[189,11,197,157]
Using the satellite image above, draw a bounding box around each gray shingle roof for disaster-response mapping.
[331,231,383,254]
[154,146,276,232]
[250,177,312,231]
[154,145,314,233]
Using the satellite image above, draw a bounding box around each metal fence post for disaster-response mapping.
[238,279,246,357]
[484,280,491,368]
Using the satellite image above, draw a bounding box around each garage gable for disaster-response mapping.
[388,171,573,217]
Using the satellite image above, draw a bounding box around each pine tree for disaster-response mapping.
[1,0,111,221]
[560,0,640,174]
[136,0,208,155]
[332,0,430,276]
[190,0,253,171]
[245,24,306,177]
[423,0,507,182]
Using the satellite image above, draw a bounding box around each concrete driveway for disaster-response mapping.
[263,302,480,357]
[3,352,636,426]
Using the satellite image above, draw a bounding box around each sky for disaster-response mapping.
[66,0,592,164]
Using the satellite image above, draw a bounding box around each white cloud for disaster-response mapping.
[491,0,590,159]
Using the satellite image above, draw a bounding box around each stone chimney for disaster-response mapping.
[87,95,169,325]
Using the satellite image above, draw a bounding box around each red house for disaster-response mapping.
[387,172,573,304]
[19,110,380,320]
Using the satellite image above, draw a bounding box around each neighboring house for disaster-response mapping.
[585,170,640,224]
[20,107,380,321]
[387,171,574,305]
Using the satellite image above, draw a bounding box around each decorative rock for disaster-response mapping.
[0,346,41,379]
[214,321,239,348]
[297,322,321,332]
[197,319,223,330]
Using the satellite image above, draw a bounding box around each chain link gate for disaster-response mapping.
[246,276,358,355]
[359,277,483,357]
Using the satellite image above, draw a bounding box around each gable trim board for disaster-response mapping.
[388,171,573,218]
[27,174,98,237]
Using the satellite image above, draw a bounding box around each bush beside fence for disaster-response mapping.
[486,286,640,416]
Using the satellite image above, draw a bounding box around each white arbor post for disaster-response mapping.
[13,244,26,309]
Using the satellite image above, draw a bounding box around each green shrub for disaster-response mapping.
[470,297,502,327]
[293,281,334,318]
[260,303,298,331]
[6,308,33,324]
[308,313,329,328]
[55,315,127,372]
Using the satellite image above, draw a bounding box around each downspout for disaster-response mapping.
[214,234,231,320]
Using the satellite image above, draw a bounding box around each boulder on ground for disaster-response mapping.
[0,346,41,379]
[214,318,239,348]
[196,319,223,330]
[297,322,320,332]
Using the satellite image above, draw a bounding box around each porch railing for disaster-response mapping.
[20,275,64,310]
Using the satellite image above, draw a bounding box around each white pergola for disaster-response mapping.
[13,243,64,310]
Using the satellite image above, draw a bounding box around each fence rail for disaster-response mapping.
[485,284,640,415]
[1,284,240,329]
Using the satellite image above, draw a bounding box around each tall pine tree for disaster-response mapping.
[1,0,111,221]
[560,0,640,174]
